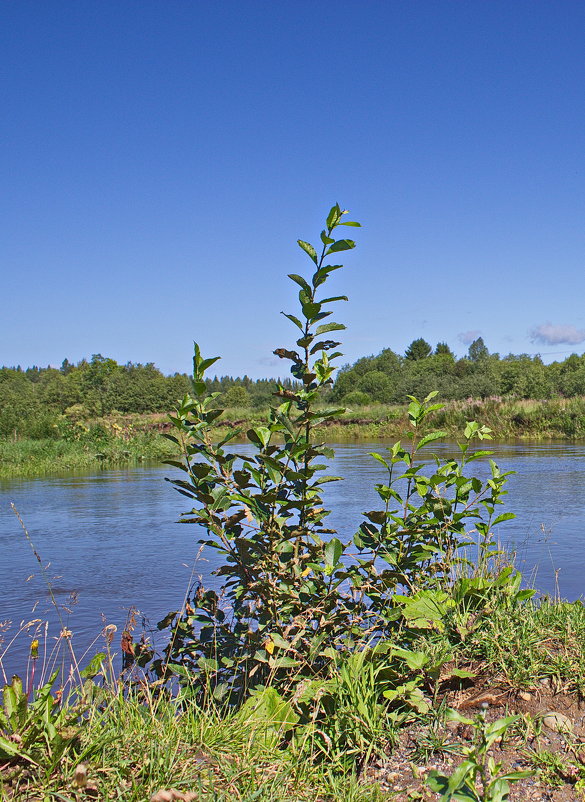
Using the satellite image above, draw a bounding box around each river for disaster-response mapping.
[1,440,584,677]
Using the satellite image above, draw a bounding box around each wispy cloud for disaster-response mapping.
[257,356,279,368]
[458,330,482,346]
[529,322,585,346]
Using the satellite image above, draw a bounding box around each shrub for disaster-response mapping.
[222,385,252,408]
[160,205,526,709]
[342,390,371,406]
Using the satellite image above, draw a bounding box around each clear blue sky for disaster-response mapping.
[2,1,585,378]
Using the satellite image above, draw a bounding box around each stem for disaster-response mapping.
[298,229,331,529]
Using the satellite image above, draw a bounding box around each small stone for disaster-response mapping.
[519,691,532,701]
[542,711,573,733]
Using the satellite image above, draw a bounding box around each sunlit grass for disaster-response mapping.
[5,396,585,479]
[0,433,172,479]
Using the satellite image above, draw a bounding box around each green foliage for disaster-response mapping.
[343,390,372,406]
[468,337,489,363]
[405,338,433,361]
[435,342,455,358]
[0,672,84,771]
[222,385,252,408]
[356,370,393,401]
[160,207,521,721]
[293,647,400,769]
[427,709,533,801]
[331,345,585,406]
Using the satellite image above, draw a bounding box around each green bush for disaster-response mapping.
[342,390,371,406]
[222,385,252,408]
[158,205,527,718]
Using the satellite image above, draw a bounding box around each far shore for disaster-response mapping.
[3,396,585,479]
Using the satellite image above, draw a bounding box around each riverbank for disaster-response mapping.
[4,396,585,478]
[192,396,585,441]
[0,430,171,479]
[3,593,585,800]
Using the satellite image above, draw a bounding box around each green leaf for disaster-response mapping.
[417,431,447,450]
[269,655,300,668]
[339,220,361,227]
[200,356,221,372]
[326,239,355,254]
[298,287,311,305]
[247,426,271,448]
[302,302,321,320]
[326,204,342,229]
[281,312,304,330]
[450,668,476,679]
[391,646,429,670]
[499,770,534,781]
[239,687,299,739]
[396,590,455,629]
[0,734,37,764]
[288,273,311,292]
[270,633,291,650]
[296,335,313,348]
[444,709,474,726]
[492,512,515,525]
[324,537,344,566]
[314,475,343,485]
[316,322,346,335]
[297,239,318,264]
[516,589,536,601]
[80,652,106,679]
[463,450,494,463]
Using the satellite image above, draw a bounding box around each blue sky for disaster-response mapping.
[2,1,585,378]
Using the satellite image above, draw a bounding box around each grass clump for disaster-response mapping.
[0,427,172,479]
[1,677,387,801]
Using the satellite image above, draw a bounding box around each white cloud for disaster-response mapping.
[529,323,585,346]
[458,330,482,346]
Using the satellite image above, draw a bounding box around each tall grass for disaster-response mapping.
[214,397,585,441]
[0,431,172,479]
[4,397,585,480]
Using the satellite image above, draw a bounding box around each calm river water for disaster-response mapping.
[1,441,584,676]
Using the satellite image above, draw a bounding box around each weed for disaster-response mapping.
[427,709,533,801]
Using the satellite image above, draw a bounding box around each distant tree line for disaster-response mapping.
[331,337,585,404]
[5,338,585,439]
[0,355,296,438]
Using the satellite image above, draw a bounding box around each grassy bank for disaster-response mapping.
[4,592,585,800]
[4,396,585,479]
[0,431,172,479]
[0,410,177,478]
[212,397,585,441]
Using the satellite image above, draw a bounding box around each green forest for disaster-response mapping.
[332,337,585,404]
[3,337,585,441]
[0,355,298,439]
